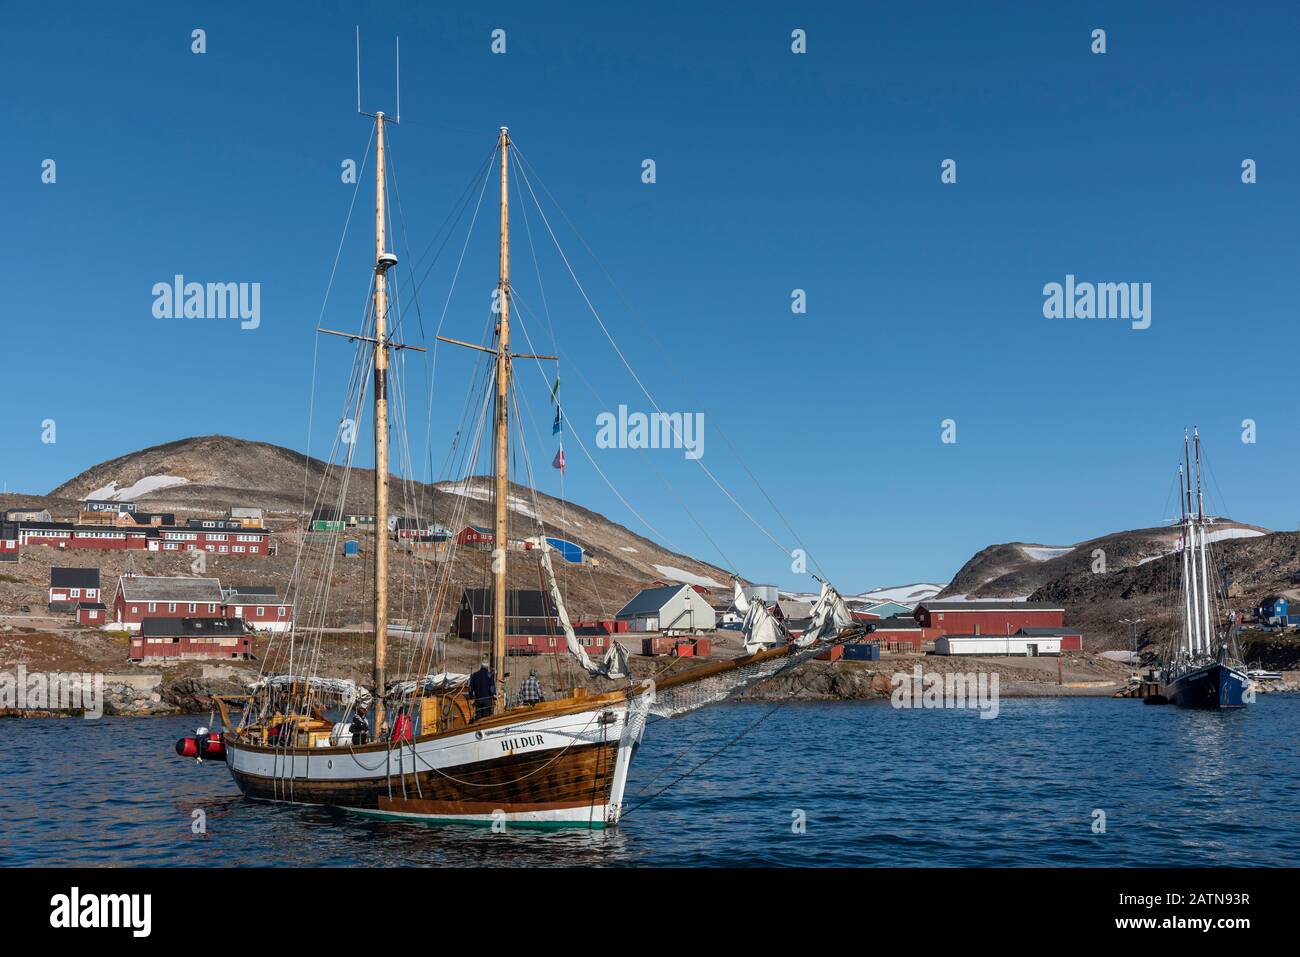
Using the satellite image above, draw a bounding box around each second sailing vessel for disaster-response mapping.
[1158,429,1250,710]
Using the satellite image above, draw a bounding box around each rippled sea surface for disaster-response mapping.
[3,696,1297,866]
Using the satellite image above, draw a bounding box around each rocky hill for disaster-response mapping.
[1028,530,1300,654]
[940,521,1270,601]
[35,434,733,592]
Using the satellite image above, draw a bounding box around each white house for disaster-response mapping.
[934,633,1061,657]
[615,584,716,635]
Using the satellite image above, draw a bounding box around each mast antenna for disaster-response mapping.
[355,27,401,123]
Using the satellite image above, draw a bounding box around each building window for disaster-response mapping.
[168,603,176,613]
[70,588,80,598]
[148,602,156,612]
[256,607,265,616]
[187,603,197,613]
[278,607,286,617]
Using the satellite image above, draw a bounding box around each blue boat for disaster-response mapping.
[1161,646,1249,710]
[1158,429,1250,711]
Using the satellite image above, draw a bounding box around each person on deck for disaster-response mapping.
[469,659,496,720]
[519,668,544,706]
[350,704,370,746]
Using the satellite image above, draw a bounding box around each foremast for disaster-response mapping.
[372,112,396,730]
[492,127,511,712]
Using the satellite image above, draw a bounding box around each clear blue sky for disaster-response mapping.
[2,1,1297,592]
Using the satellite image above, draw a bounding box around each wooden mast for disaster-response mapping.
[373,111,394,731]
[492,126,511,713]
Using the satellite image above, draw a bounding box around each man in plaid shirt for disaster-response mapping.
[519,668,545,706]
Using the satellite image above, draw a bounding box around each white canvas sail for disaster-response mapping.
[797,580,854,647]
[539,542,629,678]
[740,597,783,654]
[733,580,750,614]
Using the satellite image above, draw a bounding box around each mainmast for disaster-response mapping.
[372,111,396,729]
[1194,427,1215,651]
[492,126,511,712]
[1183,431,1202,657]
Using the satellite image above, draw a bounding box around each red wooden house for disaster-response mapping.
[455,588,557,640]
[21,522,154,550]
[111,574,226,631]
[157,524,270,556]
[129,617,254,662]
[75,602,107,625]
[455,525,494,548]
[0,521,19,563]
[222,585,292,632]
[504,623,613,657]
[49,567,101,611]
[913,601,1066,640]
[870,614,927,651]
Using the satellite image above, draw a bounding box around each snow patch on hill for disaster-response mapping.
[1135,527,1266,566]
[1020,545,1074,561]
[653,565,725,589]
[857,582,946,604]
[440,480,562,524]
[87,475,190,501]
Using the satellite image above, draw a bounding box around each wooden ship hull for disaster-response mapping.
[223,689,649,828]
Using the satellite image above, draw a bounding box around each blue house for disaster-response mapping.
[545,537,584,564]
[1256,596,1288,624]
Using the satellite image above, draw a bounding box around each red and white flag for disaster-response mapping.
[551,444,566,474]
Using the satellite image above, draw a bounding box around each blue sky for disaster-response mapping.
[2,1,1297,592]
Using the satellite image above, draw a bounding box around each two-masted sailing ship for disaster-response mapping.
[1157,429,1249,710]
[194,98,866,826]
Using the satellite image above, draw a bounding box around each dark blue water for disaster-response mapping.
[3,697,1297,866]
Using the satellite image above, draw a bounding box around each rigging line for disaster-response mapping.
[386,142,493,532]
[511,144,825,580]
[513,154,576,609]
[424,147,498,478]
[510,286,741,577]
[510,146,796,568]
[503,293,678,551]
[620,695,795,820]
[265,281,376,684]
[303,119,376,521]
[389,141,498,322]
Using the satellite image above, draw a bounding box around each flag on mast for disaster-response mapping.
[549,376,561,405]
[552,406,562,435]
[551,443,566,474]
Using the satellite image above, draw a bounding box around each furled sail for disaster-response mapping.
[248,675,371,707]
[385,672,469,699]
[796,580,854,647]
[732,579,750,614]
[538,542,630,678]
[740,595,783,654]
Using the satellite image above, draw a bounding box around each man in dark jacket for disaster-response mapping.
[350,704,370,745]
[469,660,496,720]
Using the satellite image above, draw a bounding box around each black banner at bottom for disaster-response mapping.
[0,866,1280,943]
